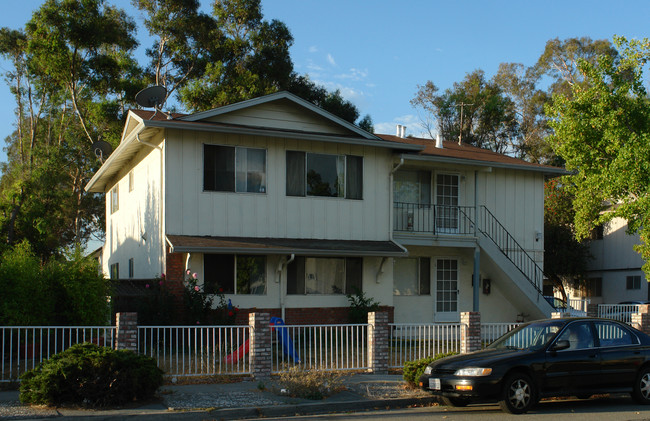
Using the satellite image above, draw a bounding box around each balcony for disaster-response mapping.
[393,202,476,236]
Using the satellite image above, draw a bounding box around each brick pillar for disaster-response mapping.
[460,311,481,354]
[587,303,599,318]
[631,305,650,335]
[249,312,272,379]
[115,312,138,351]
[368,311,389,374]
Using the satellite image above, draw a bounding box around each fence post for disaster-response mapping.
[115,312,138,352]
[587,303,599,318]
[460,311,481,354]
[368,311,389,374]
[249,312,272,379]
[631,305,650,335]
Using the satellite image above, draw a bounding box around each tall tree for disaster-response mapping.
[411,70,519,154]
[547,36,650,277]
[0,0,140,258]
[177,0,294,110]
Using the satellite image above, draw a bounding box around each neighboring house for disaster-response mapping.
[85,92,564,324]
[562,218,647,305]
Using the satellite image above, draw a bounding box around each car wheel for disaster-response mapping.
[499,372,536,414]
[441,396,470,407]
[632,366,650,404]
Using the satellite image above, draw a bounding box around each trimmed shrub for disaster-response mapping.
[403,352,457,386]
[20,343,163,407]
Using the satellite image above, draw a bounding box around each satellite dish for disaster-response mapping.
[135,85,171,120]
[92,140,112,163]
[135,85,167,108]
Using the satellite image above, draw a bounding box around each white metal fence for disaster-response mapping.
[389,323,462,368]
[138,325,251,377]
[481,323,520,347]
[1,326,116,383]
[270,323,369,373]
[598,304,640,324]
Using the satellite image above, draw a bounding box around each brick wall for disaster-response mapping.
[249,312,272,378]
[115,312,138,351]
[231,306,394,325]
[368,311,389,374]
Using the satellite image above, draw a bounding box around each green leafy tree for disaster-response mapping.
[0,0,140,257]
[543,179,590,301]
[547,36,650,277]
[411,70,520,154]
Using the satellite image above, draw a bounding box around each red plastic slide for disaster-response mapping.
[224,339,249,364]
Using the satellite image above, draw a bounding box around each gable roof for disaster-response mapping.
[379,134,567,175]
[85,92,422,193]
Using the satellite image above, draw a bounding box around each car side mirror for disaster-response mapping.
[550,339,570,351]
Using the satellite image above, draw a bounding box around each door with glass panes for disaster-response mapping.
[434,258,459,322]
[435,174,459,234]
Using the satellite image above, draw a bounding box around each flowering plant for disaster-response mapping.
[183,270,214,325]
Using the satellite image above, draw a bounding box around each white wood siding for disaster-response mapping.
[164,130,392,241]
[203,100,351,135]
[103,136,164,278]
[477,168,545,261]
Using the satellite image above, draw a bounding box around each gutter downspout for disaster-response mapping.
[137,133,164,276]
[389,158,408,254]
[278,254,295,321]
[473,170,480,312]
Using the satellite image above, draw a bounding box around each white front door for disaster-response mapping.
[434,258,459,322]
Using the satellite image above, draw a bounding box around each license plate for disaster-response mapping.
[429,378,441,390]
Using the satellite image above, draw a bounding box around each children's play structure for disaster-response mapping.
[224,317,300,364]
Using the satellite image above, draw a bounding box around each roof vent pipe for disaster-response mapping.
[396,124,402,137]
[401,125,406,138]
[436,133,443,149]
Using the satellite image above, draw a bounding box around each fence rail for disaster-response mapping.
[389,323,461,368]
[138,325,251,377]
[598,304,640,324]
[1,326,116,383]
[270,324,369,373]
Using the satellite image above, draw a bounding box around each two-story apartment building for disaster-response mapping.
[85,92,564,324]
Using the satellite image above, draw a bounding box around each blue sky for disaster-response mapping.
[0,0,649,166]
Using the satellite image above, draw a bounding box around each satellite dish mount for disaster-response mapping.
[135,85,171,120]
[92,140,113,163]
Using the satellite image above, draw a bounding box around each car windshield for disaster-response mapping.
[489,321,564,351]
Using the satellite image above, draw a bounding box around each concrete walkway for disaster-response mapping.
[0,374,439,420]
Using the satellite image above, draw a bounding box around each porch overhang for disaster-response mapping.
[166,235,408,257]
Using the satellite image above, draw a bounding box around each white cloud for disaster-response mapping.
[308,46,318,53]
[327,53,336,67]
[336,67,368,82]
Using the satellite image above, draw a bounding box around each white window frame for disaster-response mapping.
[203,144,267,193]
[110,185,119,214]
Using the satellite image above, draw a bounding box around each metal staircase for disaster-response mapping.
[475,205,546,298]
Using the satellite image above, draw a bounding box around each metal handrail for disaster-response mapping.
[476,206,545,295]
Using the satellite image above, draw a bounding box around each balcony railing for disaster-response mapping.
[393,202,476,235]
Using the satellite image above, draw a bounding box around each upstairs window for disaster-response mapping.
[627,275,642,290]
[110,185,119,214]
[204,145,266,193]
[286,151,363,199]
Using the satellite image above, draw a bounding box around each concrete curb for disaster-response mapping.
[207,396,439,420]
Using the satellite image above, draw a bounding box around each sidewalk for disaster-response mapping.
[0,374,439,420]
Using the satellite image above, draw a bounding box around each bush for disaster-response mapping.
[276,366,344,400]
[346,287,380,323]
[20,343,163,407]
[0,241,111,326]
[403,352,457,386]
